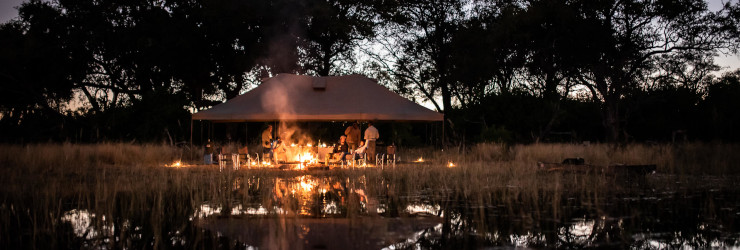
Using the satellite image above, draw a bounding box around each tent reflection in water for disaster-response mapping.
[190,74,444,165]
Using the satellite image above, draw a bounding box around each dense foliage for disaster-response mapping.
[1,0,739,144]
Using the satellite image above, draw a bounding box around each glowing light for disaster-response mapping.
[295,152,317,165]
[165,161,184,168]
[299,180,314,192]
[448,162,456,168]
[306,143,312,147]
[291,143,297,147]
[262,161,271,166]
[321,143,327,147]
[251,161,257,166]
[415,157,424,162]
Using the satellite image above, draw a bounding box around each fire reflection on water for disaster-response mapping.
[189,175,383,218]
[51,173,740,249]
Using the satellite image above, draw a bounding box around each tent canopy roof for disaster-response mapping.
[192,74,443,122]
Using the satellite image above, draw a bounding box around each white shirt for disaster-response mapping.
[364,125,379,141]
[354,144,367,154]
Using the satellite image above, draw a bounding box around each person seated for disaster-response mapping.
[261,125,273,162]
[238,145,249,164]
[272,137,286,163]
[326,135,349,164]
[352,140,368,161]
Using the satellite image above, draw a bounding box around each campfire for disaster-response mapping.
[165,160,185,168]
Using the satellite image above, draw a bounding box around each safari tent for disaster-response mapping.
[191,74,444,122]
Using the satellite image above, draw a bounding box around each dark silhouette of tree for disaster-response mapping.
[0,2,86,119]
[448,2,525,101]
[2,0,740,143]
[371,0,468,114]
[301,0,377,76]
[701,70,740,141]
[572,0,740,141]
[509,0,607,141]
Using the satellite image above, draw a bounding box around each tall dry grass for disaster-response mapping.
[1,142,738,248]
[3,142,735,174]
[0,142,183,170]
[461,142,740,175]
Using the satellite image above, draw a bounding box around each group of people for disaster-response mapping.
[256,122,379,165]
[327,122,378,165]
[203,122,380,166]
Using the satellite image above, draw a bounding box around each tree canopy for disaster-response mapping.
[1,0,739,144]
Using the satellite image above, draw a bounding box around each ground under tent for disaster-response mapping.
[189,74,444,164]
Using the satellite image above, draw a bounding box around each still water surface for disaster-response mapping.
[3,169,740,249]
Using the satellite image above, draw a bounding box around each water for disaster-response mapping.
[2,169,740,249]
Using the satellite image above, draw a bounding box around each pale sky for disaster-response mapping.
[1,0,738,71]
[0,0,23,24]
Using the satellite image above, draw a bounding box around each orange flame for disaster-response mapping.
[165,161,184,168]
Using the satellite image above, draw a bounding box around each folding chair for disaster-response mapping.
[386,145,396,168]
[350,152,366,168]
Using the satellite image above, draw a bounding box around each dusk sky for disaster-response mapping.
[1,0,739,71]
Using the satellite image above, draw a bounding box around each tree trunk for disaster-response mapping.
[440,79,456,144]
[603,97,621,142]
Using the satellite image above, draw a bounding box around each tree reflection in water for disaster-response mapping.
[2,169,740,249]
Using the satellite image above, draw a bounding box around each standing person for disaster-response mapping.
[261,125,273,162]
[345,123,361,151]
[204,139,214,164]
[364,122,379,163]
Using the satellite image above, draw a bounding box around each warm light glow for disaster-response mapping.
[295,151,318,168]
[321,143,327,147]
[262,161,271,166]
[448,162,456,168]
[165,161,184,168]
[291,143,297,147]
[415,157,425,162]
[306,143,312,147]
[299,179,315,192]
[251,161,257,166]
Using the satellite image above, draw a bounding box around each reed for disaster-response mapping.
[1,142,738,248]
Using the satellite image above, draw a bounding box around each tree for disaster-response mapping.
[367,0,469,115]
[701,70,740,141]
[447,2,526,105]
[300,0,377,76]
[0,2,86,119]
[9,0,284,112]
[573,0,740,141]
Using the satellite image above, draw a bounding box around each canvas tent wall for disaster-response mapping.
[191,74,444,122]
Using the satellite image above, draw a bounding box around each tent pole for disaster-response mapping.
[441,118,445,149]
[189,118,193,149]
